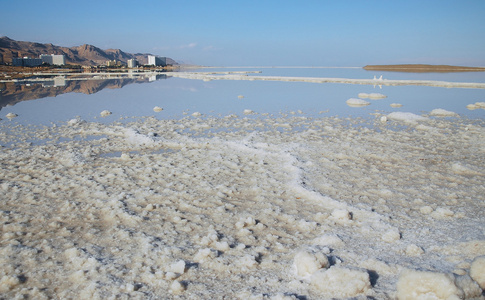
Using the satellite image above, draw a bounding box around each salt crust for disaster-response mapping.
[310,266,371,297]
[430,108,458,117]
[0,113,484,299]
[470,256,485,289]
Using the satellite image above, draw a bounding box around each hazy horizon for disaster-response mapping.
[1,0,485,67]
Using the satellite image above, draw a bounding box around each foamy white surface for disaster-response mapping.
[1,112,484,299]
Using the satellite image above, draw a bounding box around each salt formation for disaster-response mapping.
[390,103,403,108]
[238,95,244,99]
[100,110,112,117]
[6,113,18,119]
[310,266,371,297]
[153,106,163,112]
[466,101,485,110]
[0,112,484,299]
[358,92,387,99]
[346,98,370,107]
[387,111,428,123]
[430,108,458,117]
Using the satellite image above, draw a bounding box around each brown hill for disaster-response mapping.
[0,36,177,66]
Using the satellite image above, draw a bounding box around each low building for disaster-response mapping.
[127,59,138,68]
[148,55,166,67]
[12,57,43,67]
[106,60,122,67]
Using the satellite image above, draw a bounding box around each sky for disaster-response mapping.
[1,0,485,67]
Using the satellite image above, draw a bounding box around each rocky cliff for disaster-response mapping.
[0,36,177,66]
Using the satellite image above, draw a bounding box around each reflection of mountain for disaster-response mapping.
[0,75,167,109]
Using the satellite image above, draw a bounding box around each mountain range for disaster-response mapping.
[0,36,177,66]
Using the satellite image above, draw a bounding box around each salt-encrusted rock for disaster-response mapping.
[243,109,254,115]
[387,112,427,123]
[6,113,18,119]
[100,110,112,117]
[430,108,458,117]
[293,250,329,277]
[330,209,352,221]
[153,106,163,112]
[455,274,483,299]
[311,266,371,298]
[346,98,370,107]
[390,103,403,108]
[170,280,186,294]
[170,260,186,274]
[380,116,388,122]
[192,112,202,117]
[470,256,485,289]
[68,118,86,126]
[397,269,464,300]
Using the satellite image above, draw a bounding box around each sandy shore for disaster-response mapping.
[363,64,485,73]
[1,111,484,299]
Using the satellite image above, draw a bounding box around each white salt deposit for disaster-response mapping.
[0,113,484,299]
[6,113,18,119]
[467,101,485,110]
[153,106,163,112]
[100,110,112,117]
[390,103,403,108]
[346,98,370,107]
[387,111,428,123]
[368,93,387,99]
[310,266,371,297]
[238,95,244,99]
[470,256,485,289]
[243,109,254,115]
[430,108,458,117]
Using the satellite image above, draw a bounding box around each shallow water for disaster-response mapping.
[1,67,484,126]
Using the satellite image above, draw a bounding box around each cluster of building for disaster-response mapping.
[12,54,65,67]
[11,54,168,68]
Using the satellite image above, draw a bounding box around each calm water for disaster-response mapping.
[1,67,484,126]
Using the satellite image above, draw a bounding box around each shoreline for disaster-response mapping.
[363,64,485,73]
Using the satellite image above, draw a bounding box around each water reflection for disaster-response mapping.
[0,74,168,110]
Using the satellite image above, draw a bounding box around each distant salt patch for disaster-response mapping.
[192,112,202,117]
[466,101,485,110]
[153,106,163,112]
[100,110,112,117]
[243,109,254,115]
[387,112,427,123]
[390,103,403,108]
[6,113,18,119]
[359,92,387,99]
[429,108,458,117]
[346,98,370,107]
[238,95,244,99]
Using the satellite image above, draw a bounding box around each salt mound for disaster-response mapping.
[396,269,464,300]
[470,256,485,289]
[387,112,427,123]
[192,112,202,117]
[100,110,112,117]
[293,250,329,278]
[430,108,458,117]
[153,106,163,112]
[368,93,387,99]
[466,101,485,110]
[346,98,370,107]
[6,113,18,119]
[358,93,370,98]
[311,266,371,297]
[390,103,403,108]
[238,95,244,99]
[243,109,254,115]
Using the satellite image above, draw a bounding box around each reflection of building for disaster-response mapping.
[148,55,166,66]
[42,77,66,87]
[40,54,65,66]
[127,59,138,68]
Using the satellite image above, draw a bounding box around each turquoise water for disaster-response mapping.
[1,67,484,126]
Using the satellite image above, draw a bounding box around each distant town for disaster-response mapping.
[11,54,169,69]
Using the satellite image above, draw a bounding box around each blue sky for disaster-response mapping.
[1,0,484,66]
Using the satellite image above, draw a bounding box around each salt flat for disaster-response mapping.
[1,111,484,299]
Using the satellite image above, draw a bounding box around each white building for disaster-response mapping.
[40,54,65,66]
[147,55,166,66]
[127,59,138,68]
